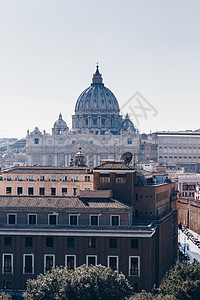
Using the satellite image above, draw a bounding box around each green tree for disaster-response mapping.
[157,260,200,300]
[23,264,133,300]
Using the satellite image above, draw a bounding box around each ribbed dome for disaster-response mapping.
[53,113,67,129]
[53,113,68,134]
[121,114,136,131]
[75,65,120,114]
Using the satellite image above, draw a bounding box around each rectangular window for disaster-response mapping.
[39,176,45,181]
[108,256,118,272]
[48,214,57,225]
[90,215,99,226]
[85,176,90,182]
[115,175,126,184]
[46,237,54,247]
[99,174,110,183]
[51,188,56,196]
[129,256,140,276]
[88,238,96,248]
[6,176,12,181]
[131,238,138,249]
[4,237,12,247]
[39,187,45,195]
[3,280,11,289]
[17,187,23,195]
[25,237,33,247]
[23,254,34,274]
[73,176,79,182]
[69,215,78,225]
[2,254,13,274]
[67,237,74,248]
[28,176,34,181]
[86,255,97,266]
[17,175,23,181]
[62,188,67,195]
[28,214,37,225]
[44,255,55,273]
[110,215,120,226]
[28,187,34,195]
[6,187,12,194]
[65,255,76,270]
[73,188,77,196]
[34,138,39,144]
[61,176,68,182]
[7,214,17,225]
[51,176,56,181]
[109,239,117,249]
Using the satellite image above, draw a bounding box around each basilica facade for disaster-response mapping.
[26,66,140,167]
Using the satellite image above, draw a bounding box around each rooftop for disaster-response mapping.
[2,166,92,175]
[94,161,135,171]
[0,195,131,210]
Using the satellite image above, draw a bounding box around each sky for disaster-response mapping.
[0,0,200,138]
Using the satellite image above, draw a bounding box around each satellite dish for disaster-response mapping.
[121,152,133,165]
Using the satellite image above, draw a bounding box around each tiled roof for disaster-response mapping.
[0,196,131,210]
[2,166,92,175]
[94,161,135,170]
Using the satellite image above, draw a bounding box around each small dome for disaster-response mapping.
[53,113,68,134]
[121,114,136,132]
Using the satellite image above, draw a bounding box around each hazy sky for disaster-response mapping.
[0,0,200,138]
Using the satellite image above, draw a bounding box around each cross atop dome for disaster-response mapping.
[91,64,104,86]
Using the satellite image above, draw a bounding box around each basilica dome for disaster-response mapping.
[72,65,122,135]
[75,65,120,114]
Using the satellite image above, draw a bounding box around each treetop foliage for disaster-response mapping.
[23,264,133,300]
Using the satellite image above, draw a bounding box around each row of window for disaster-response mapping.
[159,156,200,162]
[99,174,126,184]
[159,146,200,150]
[4,175,90,182]
[6,186,77,196]
[6,214,121,226]
[3,236,139,249]
[2,253,140,277]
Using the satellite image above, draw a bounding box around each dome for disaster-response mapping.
[121,114,136,132]
[53,113,68,135]
[72,65,122,135]
[75,65,120,114]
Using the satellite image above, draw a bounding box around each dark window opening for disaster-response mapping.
[25,237,33,247]
[51,188,56,196]
[8,214,16,225]
[4,237,12,247]
[90,215,99,226]
[46,237,53,247]
[88,238,96,248]
[67,237,74,248]
[131,238,138,249]
[70,215,78,225]
[49,215,57,225]
[28,214,36,225]
[6,187,12,194]
[109,239,117,248]
[28,187,34,195]
[24,255,33,274]
[17,187,23,195]
[39,187,45,195]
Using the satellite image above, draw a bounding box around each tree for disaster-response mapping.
[0,293,12,300]
[23,264,133,300]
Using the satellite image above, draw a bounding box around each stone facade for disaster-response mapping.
[26,66,140,167]
[155,131,200,172]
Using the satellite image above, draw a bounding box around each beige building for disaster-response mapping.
[155,130,200,172]
[0,165,93,197]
